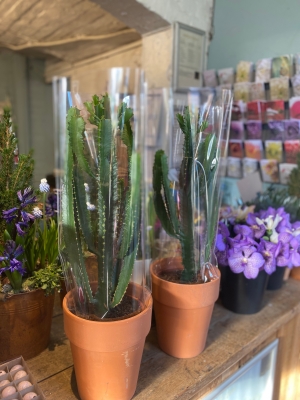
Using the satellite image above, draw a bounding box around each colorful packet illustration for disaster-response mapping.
[266,100,285,121]
[284,120,300,140]
[265,140,283,162]
[242,158,259,177]
[271,56,291,78]
[250,82,265,101]
[227,157,242,178]
[229,140,244,158]
[203,70,218,87]
[289,97,300,119]
[269,77,290,101]
[230,121,244,140]
[279,163,297,184]
[218,68,235,85]
[244,140,264,160]
[236,61,253,82]
[246,120,262,139]
[284,140,300,163]
[255,58,271,83]
[260,159,279,182]
[268,121,285,140]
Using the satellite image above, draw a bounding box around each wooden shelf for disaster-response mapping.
[26,278,300,399]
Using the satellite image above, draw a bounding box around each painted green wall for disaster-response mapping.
[208,0,299,70]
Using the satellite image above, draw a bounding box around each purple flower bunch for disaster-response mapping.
[216,206,300,279]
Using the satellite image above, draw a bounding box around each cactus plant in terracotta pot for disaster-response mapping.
[0,109,60,362]
[59,69,152,400]
[150,90,233,358]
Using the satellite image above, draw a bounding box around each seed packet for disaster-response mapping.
[268,121,285,140]
[203,70,218,87]
[229,140,244,158]
[243,158,259,177]
[227,157,242,178]
[231,101,246,121]
[284,140,300,163]
[247,101,267,121]
[234,82,251,102]
[284,120,300,140]
[265,140,283,162]
[245,120,262,139]
[271,56,292,78]
[279,163,297,184]
[236,61,253,82]
[250,82,265,101]
[244,140,264,160]
[260,159,279,182]
[289,97,300,119]
[230,121,244,140]
[291,74,300,96]
[266,100,285,121]
[218,68,235,85]
[255,58,272,83]
[269,77,290,101]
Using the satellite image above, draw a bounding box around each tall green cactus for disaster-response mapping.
[62,94,140,318]
[153,107,219,283]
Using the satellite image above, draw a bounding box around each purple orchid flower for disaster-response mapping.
[276,232,292,267]
[0,240,25,275]
[234,224,254,238]
[228,245,265,279]
[287,237,300,268]
[228,234,257,251]
[258,239,281,274]
[246,213,266,239]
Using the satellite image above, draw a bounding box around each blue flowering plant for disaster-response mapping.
[216,206,300,279]
[0,109,60,295]
[0,179,60,295]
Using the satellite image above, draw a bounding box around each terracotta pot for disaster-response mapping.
[151,257,220,359]
[0,289,55,362]
[63,286,152,400]
[290,267,300,281]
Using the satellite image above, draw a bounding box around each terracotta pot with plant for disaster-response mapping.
[0,109,60,362]
[60,69,152,400]
[151,90,232,358]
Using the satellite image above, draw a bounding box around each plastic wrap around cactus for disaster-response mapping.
[152,90,233,283]
[61,94,142,319]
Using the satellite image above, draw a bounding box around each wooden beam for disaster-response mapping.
[90,0,169,35]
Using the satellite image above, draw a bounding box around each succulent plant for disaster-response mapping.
[62,94,141,318]
[153,106,222,283]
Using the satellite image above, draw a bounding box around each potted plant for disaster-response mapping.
[216,205,300,312]
[150,90,233,358]
[60,72,152,400]
[0,108,60,362]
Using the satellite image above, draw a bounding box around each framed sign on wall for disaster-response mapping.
[173,22,206,92]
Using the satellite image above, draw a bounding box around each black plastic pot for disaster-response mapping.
[267,266,286,291]
[220,266,269,314]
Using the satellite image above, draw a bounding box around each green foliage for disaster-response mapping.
[63,95,140,318]
[152,108,219,282]
[287,154,300,199]
[28,264,62,295]
[0,108,34,245]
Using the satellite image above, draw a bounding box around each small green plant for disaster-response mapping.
[62,94,141,318]
[0,109,60,294]
[153,107,220,283]
[0,108,34,246]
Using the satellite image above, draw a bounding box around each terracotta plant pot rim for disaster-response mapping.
[151,257,220,309]
[3,287,47,299]
[63,287,153,352]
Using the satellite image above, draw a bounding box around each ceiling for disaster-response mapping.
[0,0,143,64]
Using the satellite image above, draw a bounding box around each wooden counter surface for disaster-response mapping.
[27,278,300,400]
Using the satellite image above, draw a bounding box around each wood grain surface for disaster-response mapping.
[26,279,300,399]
